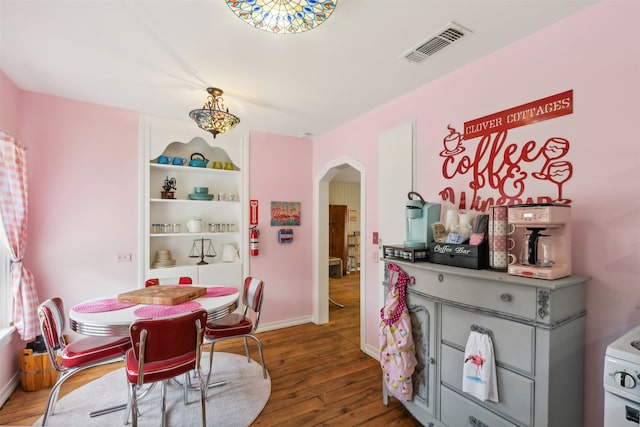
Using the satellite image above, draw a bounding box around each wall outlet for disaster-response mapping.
[116,253,132,262]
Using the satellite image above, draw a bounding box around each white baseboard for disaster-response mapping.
[363,343,379,361]
[256,316,313,333]
[0,326,20,409]
[0,371,20,409]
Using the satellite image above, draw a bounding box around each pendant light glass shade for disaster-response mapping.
[226,0,337,34]
[189,87,240,138]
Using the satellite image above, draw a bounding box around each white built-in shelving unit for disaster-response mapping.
[139,115,248,288]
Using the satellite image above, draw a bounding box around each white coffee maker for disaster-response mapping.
[507,204,571,280]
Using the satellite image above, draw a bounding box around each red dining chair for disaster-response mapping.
[204,277,267,391]
[144,276,192,287]
[125,309,209,427]
[37,297,131,426]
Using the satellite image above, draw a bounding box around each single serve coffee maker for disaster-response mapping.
[507,203,571,280]
[404,191,441,249]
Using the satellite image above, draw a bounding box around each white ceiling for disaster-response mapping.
[0,0,597,139]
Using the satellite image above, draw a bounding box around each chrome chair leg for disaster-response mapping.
[129,383,139,427]
[41,370,71,426]
[197,367,207,426]
[243,337,251,362]
[122,383,153,424]
[160,380,167,427]
[247,335,268,379]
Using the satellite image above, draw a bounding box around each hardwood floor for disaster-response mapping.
[0,274,421,426]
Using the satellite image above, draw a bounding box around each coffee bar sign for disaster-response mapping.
[432,244,472,256]
[438,90,574,211]
[464,90,573,139]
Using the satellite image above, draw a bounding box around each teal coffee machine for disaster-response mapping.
[403,192,441,249]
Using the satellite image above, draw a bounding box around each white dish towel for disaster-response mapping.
[462,330,499,402]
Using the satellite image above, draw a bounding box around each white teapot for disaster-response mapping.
[186,218,203,233]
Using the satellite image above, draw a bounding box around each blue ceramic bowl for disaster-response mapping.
[194,187,209,194]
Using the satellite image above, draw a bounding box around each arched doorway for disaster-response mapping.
[313,156,366,350]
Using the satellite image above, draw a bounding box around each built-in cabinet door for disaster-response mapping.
[378,121,415,302]
[404,289,438,424]
[198,263,242,291]
[377,121,415,247]
[149,265,198,282]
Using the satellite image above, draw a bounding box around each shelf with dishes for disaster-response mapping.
[150,206,239,230]
[149,172,239,202]
[149,236,242,269]
[150,162,240,173]
[150,198,239,204]
[150,232,239,238]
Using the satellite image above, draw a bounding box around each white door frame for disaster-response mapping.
[313,156,366,349]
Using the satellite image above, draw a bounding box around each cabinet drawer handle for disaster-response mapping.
[468,415,489,427]
[428,357,435,365]
[500,293,512,302]
[438,273,444,282]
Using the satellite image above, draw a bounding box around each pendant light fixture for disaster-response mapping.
[226,0,337,34]
[189,87,240,138]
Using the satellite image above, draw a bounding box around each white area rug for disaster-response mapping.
[35,352,270,426]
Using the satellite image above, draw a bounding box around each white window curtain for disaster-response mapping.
[0,131,38,341]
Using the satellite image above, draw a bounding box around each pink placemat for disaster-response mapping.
[72,298,137,313]
[202,286,238,298]
[133,300,202,318]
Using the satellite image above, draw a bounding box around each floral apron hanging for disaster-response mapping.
[379,263,417,401]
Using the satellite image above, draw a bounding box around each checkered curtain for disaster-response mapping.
[0,131,38,341]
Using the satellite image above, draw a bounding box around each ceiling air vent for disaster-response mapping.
[402,22,472,64]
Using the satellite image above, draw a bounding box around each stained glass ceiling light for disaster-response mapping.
[227,0,337,34]
[189,87,240,138]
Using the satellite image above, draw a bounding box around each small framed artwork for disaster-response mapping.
[349,209,358,223]
[271,201,301,226]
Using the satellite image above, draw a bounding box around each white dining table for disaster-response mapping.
[69,285,239,337]
[67,284,239,418]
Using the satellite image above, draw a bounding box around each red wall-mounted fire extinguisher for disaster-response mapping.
[250,226,260,256]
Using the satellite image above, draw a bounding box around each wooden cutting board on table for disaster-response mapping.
[117,286,206,306]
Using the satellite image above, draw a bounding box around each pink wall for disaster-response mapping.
[19,92,139,312]
[313,2,639,425]
[0,75,141,394]
[248,131,313,324]
[0,71,20,136]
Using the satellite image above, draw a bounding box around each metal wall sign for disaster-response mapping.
[438,90,575,210]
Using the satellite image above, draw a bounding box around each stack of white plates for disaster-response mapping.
[152,249,176,268]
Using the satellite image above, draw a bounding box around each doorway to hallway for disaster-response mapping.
[314,157,366,352]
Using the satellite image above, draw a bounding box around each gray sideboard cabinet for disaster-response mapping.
[382,260,589,427]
